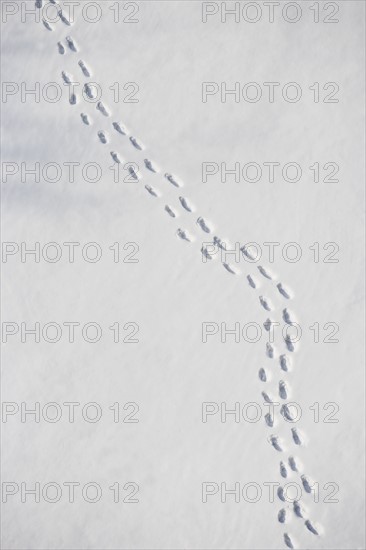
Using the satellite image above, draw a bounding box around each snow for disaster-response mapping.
[1,1,365,549]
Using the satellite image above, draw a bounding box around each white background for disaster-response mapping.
[1,1,365,549]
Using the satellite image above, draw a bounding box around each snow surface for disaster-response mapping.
[1,1,365,549]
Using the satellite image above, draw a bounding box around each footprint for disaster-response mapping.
[241,245,256,261]
[217,237,234,251]
[212,236,224,250]
[288,456,298,472]
[283,308,295,325]
[281,404,294,422]
[269,435,283,452]
[165,205,177,218]
[258,265,273,280]
[292,428,303,446]
[69,93,77,105]
[305,519,319,535]
[66,36,78,52]
[128,166,139,181]
[278,509,286,524]
[266,342,274,359]
[201,246,213,261]
[285,335,295,353]
[277,486,286,502]
[262,391,272,404]
[293,500,305,518]
[265,412,274,427]
[179,196,193,212]
[78,60,91,77]
[110,151,122,164]
[279,380,288,400]
[280,461,287,478]
[130,136,145,150]
[301,475,313,494]
[61,71,72,85]
[113,121,128,135]
[247,274,256,289]
[42,19,53,31]
[277,282,291,299]
[258,368,267,382]
[280,354,291,372]
[97,131,108,144]
[80,113,91,125]
[84,83,97,100]
[259,295,272,311]
[165,173,182,188]
[263,318,273,332]
[57,42,65,55]
[176,228,192,242]
[59,9,71,26]
[96,101,110,117]
[197,217,212,234]
[145,184,159,197]
[284,533,294,549]
[223,262,237,274]
[144,158,159,173]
